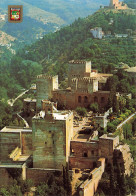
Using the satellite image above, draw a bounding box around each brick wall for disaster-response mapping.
[52,90,110,109]
[26,168,62,185]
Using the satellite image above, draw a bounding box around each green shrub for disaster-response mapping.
[125,112,129,117]
[89,103,99,113]
[131,108,135,113]
[118,117,123,122]
[76,107,87,117]
[126,109,131,115]
[120,114,126,120]
[112,119,120,126]
[107,123,116,133]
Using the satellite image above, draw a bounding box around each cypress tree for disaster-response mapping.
[110,164,116,196]
[120,174,127,196]
[116,163,122,196]
[113,96,119,115]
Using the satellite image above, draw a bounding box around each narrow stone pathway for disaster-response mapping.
[117,112,136,129]
[17,113,29,128]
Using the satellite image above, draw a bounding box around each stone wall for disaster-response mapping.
[69,157,97,170]
[52,90,110,110]
[0,132,20,162]
[71,78,98,93]
[21,132,32,155]
[32,112,73,169]
[53,90,76,109]
[79,158,105,196]
[68,61,91,86]
[26,168,62,185]
[70,141,99,158]
[69,141,99,170]
[115,144,134,176]
[36,75,58,110]
[99,134,119,162]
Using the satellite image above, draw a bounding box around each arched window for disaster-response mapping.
[78,96,82,103]
[101,97,105,103]
[94,96,98,102]
[83,152,88,157]
[84,96,88,103]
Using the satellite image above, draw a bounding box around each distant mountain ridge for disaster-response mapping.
[0,0,109,49]
[0,0,109,24]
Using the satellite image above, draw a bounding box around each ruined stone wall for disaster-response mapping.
[26,168,62,185]
[32,117,70,169]
[21,132,32,155]
[0,132,20,162]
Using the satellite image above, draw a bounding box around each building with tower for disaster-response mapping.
[32,100,73,169]
[52,60,113,110]
[36,75,58,110]
[109,0,128,9]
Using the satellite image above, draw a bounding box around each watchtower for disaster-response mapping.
[32,102,73,169]
[109,0,118,7]
[36,75,58,110]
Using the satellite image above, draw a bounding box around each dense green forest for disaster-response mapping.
[0,8,136,129]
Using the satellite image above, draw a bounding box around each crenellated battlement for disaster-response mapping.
[71,77,96,83]
[69,60,86,64]
[37,74,53,80]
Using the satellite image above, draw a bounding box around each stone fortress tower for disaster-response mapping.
[36,75,58,110]
[68,61,98,93]
[109,0,128,9]
[32,100,73,169]
[110,0,118,7]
